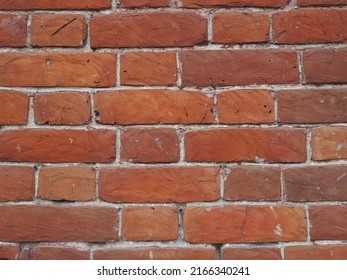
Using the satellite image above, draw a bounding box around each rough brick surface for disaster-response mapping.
[0,245,19,260]
[179,0,288,8]
[285,245,347,260]
[0,14,27,47]
[120,0,170,8]
[222,247,281,260]
[33,247,89,260]
[0,91,29,125]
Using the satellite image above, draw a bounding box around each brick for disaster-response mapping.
[33,246,89,260]
[122,207,178,241]
[0,129,116,163]
[0,166,34,202]
[0,0,111,10]
[34,92,91,125]
[312,127,347,160]
[297,0,347,6]
[224,166,281,201]
[278,89,347,124]
[120,0,170,8]
[0,91,29,125]
[31,14,86,47]
[94,90,214,125]
[121,128,179,163]
[184,206,307,243]
[310,205,347,240]
[213,12,269,44]
[0,14,26,47]
[179,0,288,8]
[90,12,207,48]
[217,90,274,124]
[222,247,281,260]
[38,167,95,201]
[99,167,220,203]
[273,10,347,44]
[285,245,347,260]
[180,50,298,87]
[94,247,216,260]
[185,128,306,163]
[0,206,118,242]
[121,52,177,86]
[0,245,19,260]
[303,48,347,84]
[284,166,347,202]
[0,53,116,87]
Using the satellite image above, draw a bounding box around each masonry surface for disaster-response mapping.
[0,0,347,260]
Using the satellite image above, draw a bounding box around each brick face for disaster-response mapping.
[0,14,27,47]
[0,91,29,125]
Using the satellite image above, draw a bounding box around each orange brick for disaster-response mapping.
[0,91,29,125]
[0,14,27,47]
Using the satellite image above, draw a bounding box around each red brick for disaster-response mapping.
[121,128,179,163]
[0,14,26,47]
[34,92,91,125]
[312,127,347,161]
[99,167,220,203]
[0,0,111,10]
[224,166,281,201]
[284,166,347,202]
[285,245,347,260]
[278,89,347,124]
[222,247,281,260]
[122,207,178,241]
[184,206,307,243]
[31,14,86,47]
[217,90,274,124]
[120,0,170,8]
[0,166,34,202]
[179,0,288,8]
[310,205,347,240]
[0,53,116,87]
[95,90,214,125]
[0,245,19,260]
[297,0,347,6]
[121,52,177,86]
[0,91,29,125]
[273,10,347,44]
[90,12,207,48]
[185,128,306,163]
[94,247,216,260]
[38,167,95,201]
[180,50,298,87]
[0,129,116,163]
[303,48,347,84]
[213,12,269,43]
[0,206,118,242]
[33,246,89,260]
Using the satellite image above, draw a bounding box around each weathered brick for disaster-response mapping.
[179,0,288,8]
[278,89,347,124]
[224,166,281,201]
[122,207,178,241]
[120,52,177,86]
[0,91,29,125]
[34,92,91,125]
[222,247,281,260]
[285,245,347,260]
[0,206,118,242]
[213,12,269,43]
[0,245,19,260]
[94,90,214,125]
[0,14,27,47]
[273,10,347,44]
[38,166,95,201]
[121,128,179,163]
[31,14,86,47]
[120,0,170,8]
[0,129,116,163]
[0,166,34,202]
[310,205,347,240]
[180,50,298,87]
[90,12,207,48]
[0,53,116,87]
[217,90,274,124]
[312,127,347,160]
[297,0,347,6]
[284,166,347,201]
[33,246,89,260]
[184,206,307,243]
[303,48,347,84]
[99,167,220,203]
[185,128,306,163]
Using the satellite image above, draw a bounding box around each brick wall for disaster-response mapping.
[0,0,347,260]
